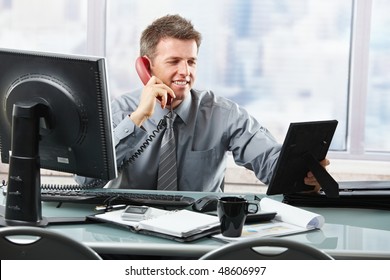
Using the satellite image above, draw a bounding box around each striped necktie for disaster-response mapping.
[157,111,177,191]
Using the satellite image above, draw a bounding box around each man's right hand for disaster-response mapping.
[130,76,175,126]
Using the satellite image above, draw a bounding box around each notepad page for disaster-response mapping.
[93,207,169,227]
[138,209,220,237]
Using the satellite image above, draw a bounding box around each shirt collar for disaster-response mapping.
[173,90,192,125]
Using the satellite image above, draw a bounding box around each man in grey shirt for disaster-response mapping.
[78,14,327,192]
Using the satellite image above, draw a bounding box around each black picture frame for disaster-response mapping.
[267,120,339,198]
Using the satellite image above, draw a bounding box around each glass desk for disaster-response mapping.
[2,192,390,259]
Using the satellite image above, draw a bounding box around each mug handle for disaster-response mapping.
[246,202,259,214]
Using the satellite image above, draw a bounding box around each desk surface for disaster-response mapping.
[2,191,390,259]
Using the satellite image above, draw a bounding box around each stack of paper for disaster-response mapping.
[213,197,325,242]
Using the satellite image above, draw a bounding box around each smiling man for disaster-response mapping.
[96,14,326,192]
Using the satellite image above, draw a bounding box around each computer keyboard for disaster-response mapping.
[41,188,195,208]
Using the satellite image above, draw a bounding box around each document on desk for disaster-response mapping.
[213,197,325,242]
[88,207,221,242]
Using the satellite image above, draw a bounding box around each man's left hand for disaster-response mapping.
[303,159,330,192]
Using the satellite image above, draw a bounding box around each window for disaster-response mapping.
[0,0,87,54]
[366,0,390,153]
[106,0,352,152]
[0,0,389,163]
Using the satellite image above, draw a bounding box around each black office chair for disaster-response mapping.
[200,237,334,260]
[0,226,102,260]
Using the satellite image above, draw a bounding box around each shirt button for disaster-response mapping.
[124,129,129,133]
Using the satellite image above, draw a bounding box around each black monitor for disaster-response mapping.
[266,120,339,198]
[0,48,117,226]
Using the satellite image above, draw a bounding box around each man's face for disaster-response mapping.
[150,38,198,101]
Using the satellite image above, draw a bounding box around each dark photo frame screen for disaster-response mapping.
[267,120,339,197]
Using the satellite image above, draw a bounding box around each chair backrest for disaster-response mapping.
[200,237,334,260]
[0,226,102,260]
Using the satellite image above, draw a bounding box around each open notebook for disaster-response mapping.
[88,207,220,242]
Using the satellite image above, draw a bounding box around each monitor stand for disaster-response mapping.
[0,103,87,227]
[0,205,88,227]
[303,152,339,198]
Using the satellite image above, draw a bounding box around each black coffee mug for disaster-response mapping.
[217,196,259,237]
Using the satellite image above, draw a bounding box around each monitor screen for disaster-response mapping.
[0,48,117,225]
[266,120,339,198]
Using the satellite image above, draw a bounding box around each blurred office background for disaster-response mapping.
[0,0,389,191]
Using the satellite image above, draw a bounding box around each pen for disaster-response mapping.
[95,204,127,212]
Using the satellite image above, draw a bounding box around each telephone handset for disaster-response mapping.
[135,56,172,105]
[135,56,152,85]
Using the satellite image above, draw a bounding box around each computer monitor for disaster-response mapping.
[0,48,117,226]
[266,120,339,198]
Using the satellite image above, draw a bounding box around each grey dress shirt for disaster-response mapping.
[94,88,281,192]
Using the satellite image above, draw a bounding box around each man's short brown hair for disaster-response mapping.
[140,14,202,59]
